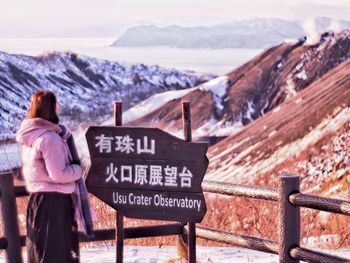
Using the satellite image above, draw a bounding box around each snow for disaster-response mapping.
[268,130,277,138]
[193,118,243,138]
[199,76,229,111]
[295,98,303,104]
[82,246,280,263]
[303,235,341,248]
[296,69,307,80]
[272,106,281,113]
[0,246,279,263]
[122,88,196,124]
[3,245,350,262]
[100,76,230,137]
[285,78,297,97]
[244,100,255,121]
[296,62,304,71]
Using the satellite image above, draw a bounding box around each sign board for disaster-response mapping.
[85,126,208,222]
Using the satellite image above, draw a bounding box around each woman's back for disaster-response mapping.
[17,118,81,193]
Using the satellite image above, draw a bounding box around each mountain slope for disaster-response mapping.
[127,76,228,136]
[205,58,350,184]
[0,51,214,140]
[129,30,350,138]
[199,59,350,247]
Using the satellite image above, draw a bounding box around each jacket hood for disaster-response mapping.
[16,118,62,147]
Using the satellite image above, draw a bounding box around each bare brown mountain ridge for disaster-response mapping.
[129,30,350,138]
[127,32,350,245]
[200,58,350,248]
[127,29,350,193]
[206,57,350,185]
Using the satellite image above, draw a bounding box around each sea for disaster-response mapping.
[0,38,262,75]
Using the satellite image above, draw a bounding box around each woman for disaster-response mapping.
[16,90,82,263]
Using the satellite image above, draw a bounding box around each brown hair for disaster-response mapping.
[27,90,59,124]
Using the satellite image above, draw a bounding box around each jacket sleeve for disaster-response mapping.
[41,133,82,183]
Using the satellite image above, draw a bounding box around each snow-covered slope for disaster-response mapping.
[102,87,197,125]
[0,51,214,140]
[127,76,235,138]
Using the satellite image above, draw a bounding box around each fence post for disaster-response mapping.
[278,174,300,263]
[114,102,124,263]
[182,101,196,263]
[0,172,23,263]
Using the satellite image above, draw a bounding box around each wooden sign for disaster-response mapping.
[85,126,208,222]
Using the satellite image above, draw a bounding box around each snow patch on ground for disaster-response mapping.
[0,246,280,263]
[199,76,229,111]
[244,100,255,121]
[193,118,243,138]
[104,87,197,125]
[285,78,297,97]
[296,69,307,80]
[2,245,350,262]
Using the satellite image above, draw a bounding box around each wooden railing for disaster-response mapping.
[201,176,350,263]
[1,172,350,262]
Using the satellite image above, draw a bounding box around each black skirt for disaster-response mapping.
[26,192,79,263]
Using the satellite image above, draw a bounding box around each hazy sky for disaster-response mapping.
[0,0,349,37]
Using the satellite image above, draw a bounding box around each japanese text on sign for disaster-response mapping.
[95,134,155,155]
[105,163,193,188]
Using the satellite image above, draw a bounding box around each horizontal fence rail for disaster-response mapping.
[202,178,350,263]
[3,175,350,262]
[185,225,279,255]
[202,180,278,201]
[203,180,350,215]
[18,223,184,246]
[290,193,350,216]
[290,246,350,263]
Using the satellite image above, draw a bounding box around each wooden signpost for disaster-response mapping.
[86,126,208,222]
[85,101,208,263]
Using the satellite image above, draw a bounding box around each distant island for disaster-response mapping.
[112,17,350,49]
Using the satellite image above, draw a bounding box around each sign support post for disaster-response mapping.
[182,102,196,263]
[114,101,124,263]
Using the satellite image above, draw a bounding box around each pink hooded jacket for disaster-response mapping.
[16,118,82,194]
